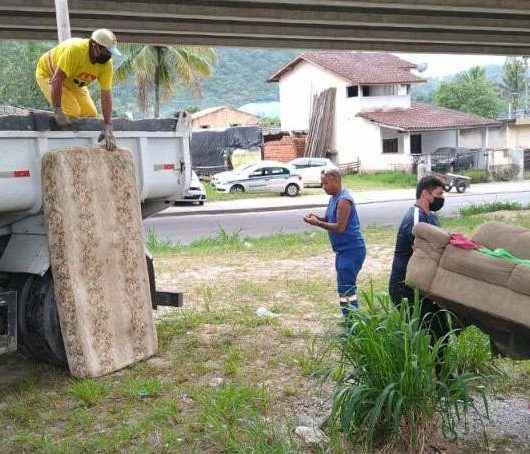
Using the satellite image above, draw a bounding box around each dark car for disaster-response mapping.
[431,147,476,173]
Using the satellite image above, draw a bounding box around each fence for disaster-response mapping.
[416,148,527,182]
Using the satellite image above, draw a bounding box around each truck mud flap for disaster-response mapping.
[0,291,17,355]
[145,255,184,310]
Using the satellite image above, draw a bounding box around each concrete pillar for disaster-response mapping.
[417,153,431,181]
[481,127,489,149]
[513,148,525,180]
[403,133,411,154]
[54,0,71,42]
[455,129,460,147]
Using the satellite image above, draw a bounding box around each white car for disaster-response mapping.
[211,161,303,196]
[288,157,338,187]
[172,170,206,205]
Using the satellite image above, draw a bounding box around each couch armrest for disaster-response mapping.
[406,223,450,293]
[412,223,451,249]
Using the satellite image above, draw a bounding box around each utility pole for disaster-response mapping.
[54,0,71,42]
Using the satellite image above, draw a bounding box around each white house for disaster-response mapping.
[268,52,500,171]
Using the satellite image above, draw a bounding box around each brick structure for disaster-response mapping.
[263,135,306,162]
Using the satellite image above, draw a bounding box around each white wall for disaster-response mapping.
[421,130,458,154]
[507,124,530,149]
[277,61,415,170]
[278,61,348,132]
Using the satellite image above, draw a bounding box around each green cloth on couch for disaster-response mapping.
[479,247,530,268]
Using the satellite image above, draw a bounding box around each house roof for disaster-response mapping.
[268,52,425,85]
[357,103,501,132]
[191,106,258,120]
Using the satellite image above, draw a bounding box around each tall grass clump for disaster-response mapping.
[331,290,489,452]
[458,201,523,217]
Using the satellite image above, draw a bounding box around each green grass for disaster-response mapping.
[343,171,417,191]
[147,227,329,257]
[462,169,489,184]
[68,379,108,407]
[331,289,492,451]
[458,201,524,217]
[446,326,498,375]
[195,383,297,453]
[122,378,162,399]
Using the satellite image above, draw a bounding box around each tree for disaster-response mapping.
[0,41,54,109]
[500,57,527,114]
[433,66,503,118]
[115,45,216,118]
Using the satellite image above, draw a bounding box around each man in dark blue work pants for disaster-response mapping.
[304,169,366,316]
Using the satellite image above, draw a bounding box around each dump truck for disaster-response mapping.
[0,112,191,366]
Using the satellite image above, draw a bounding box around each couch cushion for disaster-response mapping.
[508,265,530,297]
[473,222,530,260]
[440,244,516,288]
[430,268,530,328]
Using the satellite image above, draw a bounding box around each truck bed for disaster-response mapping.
[0,112,191,227]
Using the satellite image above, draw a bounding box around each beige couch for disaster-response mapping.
[406,222,530,359]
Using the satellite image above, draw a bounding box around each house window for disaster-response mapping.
[346,86,358,98]
[406,84,411,95]
[383,138,399,154]
[361,85,371,97]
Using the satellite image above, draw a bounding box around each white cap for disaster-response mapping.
[91,28,122,60]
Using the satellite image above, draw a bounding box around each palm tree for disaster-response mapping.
[115,45,216,118]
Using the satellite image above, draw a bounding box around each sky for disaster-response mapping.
[398,53,507,78]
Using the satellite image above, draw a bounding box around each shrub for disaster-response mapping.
[490,164,520,182]
[462,169,489,184]
[331,290,490,451]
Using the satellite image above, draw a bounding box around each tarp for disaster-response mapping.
[42,147,157,378]
[190,126,263,168]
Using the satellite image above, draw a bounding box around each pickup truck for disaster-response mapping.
[0,112,191,366]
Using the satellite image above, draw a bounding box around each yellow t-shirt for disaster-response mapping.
[36,38,113,91]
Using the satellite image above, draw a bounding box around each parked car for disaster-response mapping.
[431,147,476,173]
[172,170,206,205]
[288,157,338,186]
[211,160,303,196]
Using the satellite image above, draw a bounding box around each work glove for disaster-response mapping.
[99,124,117,151]
[54,107,71,128]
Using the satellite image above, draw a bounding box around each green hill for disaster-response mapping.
[162,47,297,113]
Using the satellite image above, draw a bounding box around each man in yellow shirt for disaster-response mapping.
[36,29,121,150]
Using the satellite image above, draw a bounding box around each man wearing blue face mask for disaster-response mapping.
[389,175,445,307]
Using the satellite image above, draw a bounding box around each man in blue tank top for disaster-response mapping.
[304,169,366,316]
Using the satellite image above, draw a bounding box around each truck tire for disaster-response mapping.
[12,272,67,368]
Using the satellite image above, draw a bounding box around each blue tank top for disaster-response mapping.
[325,189,365,252]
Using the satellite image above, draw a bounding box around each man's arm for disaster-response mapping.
[50,69,71,128]
[50,69,66,109]
[100,89,116,151]
[306,199,352,233]
[101,90,112,127]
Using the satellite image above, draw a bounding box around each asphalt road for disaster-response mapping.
[144,191,530,244]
